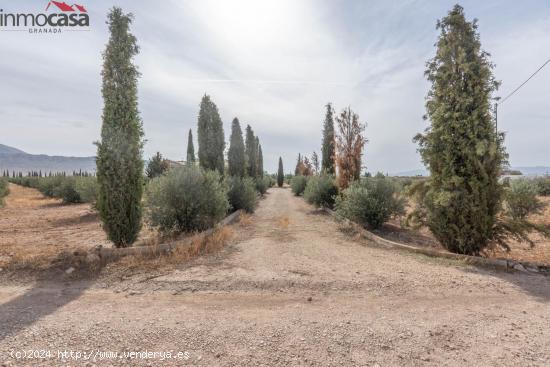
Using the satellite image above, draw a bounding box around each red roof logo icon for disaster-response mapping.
[45,1,87,13]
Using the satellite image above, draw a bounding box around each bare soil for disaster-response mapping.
[376,196,550,265]
[0,184,109,269]
[0,187,549,366]
[0,184,151,270]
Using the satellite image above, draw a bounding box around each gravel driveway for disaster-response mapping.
[0,187,549,366]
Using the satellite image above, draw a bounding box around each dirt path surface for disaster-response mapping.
[1,187,549,366]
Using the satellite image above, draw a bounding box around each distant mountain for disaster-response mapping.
[390,166,550,177]
[0,144,95,174]
[511,166,550,176]
[0,144,26,155]
[390,168,428,177]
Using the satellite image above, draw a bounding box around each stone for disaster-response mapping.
[85,253,101,265]
[65,267,75,274]
[513,264,527,272]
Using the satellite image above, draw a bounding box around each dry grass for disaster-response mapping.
[486,196,550,264]
[0,184,152,271]
[0,183,109,269]
[239,213,253,226]
[277,215,290,229]
[114,226,234,271]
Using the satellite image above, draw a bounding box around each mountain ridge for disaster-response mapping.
[0,144,26,155]
[0,144,95,174]
[391,167,550,177]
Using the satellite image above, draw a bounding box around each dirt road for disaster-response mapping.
[0,187,549,366]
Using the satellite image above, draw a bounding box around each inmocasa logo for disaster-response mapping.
[0,1,90,34]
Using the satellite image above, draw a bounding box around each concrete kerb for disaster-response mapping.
[322,207,548,274]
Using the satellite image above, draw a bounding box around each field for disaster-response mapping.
[0,184,151,270]
[375,196,550,265]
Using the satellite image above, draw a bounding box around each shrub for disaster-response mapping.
[227,176,257,213]
[0,178,9,207]
[145,152,169,179]
[304,174,338,208]
[145,166,229,234]
[504,179,544,220]
[291,175,308,196]
[9,175,98,204]
[37,176,64,197]
[264,175,275,188]
[533,177,550,196]
[254,176,269,196]
[53,177,82,203]
[335,176,405,229]
[75,177,99,204]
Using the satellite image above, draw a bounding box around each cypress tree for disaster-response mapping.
[311,151,320,174]
[197,95,225,175]
[145,152,168,179]
[227,118,246,177]
[257,143,264,178]
[254,136,261,178]
[413,5,505,255]
[245,125,256,177]
[95,7,144,248]
[277,157,284,187]
[186,129,195,164]
[295,153,302,175]
[321,103,336,174]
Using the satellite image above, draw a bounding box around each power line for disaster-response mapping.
[499,58,550,104]
[494,57,550,135]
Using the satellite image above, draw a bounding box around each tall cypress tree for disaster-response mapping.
[95,7,143,247]
[277,157,284,187]
[311,151,320,174]
[413,5,505,255]
[295,153,302,175]
[257,142,264,178]
[186,129,195,164]
[245,125,256,177]
[228,118,246,177]
[254,136,261,178]
[321,103,336,174]
[197,95,225,175]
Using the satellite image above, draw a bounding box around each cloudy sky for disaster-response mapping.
[1,0,549,174]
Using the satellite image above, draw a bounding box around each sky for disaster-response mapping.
[0,0,549,174]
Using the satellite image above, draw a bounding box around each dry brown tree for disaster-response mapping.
[336,107,366,189]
